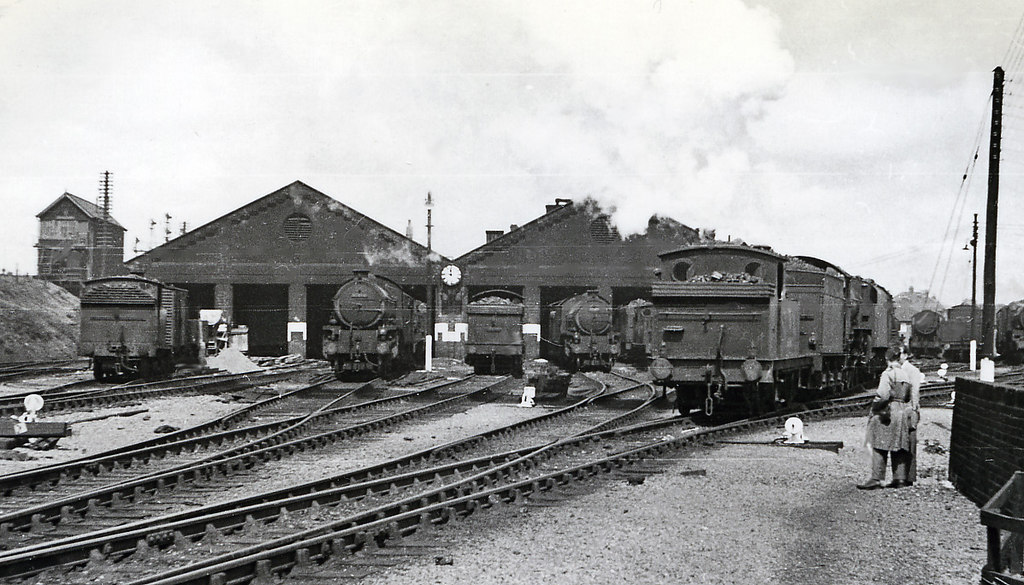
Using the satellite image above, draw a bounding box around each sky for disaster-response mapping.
[2,0,1024,305]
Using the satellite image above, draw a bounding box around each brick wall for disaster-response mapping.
[950,378,1024,506]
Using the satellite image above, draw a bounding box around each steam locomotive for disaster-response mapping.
[997,301,1024,363]
[645,244,895,419]
[321,270,426,378]
[908,304,978,361]
[464,290,525,375]
[79,275,200,380]
[547,290,619,372]
[908,309,943,357]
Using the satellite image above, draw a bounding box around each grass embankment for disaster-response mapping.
[0,276,78,362]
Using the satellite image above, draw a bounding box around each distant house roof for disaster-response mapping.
[37,192,126,230]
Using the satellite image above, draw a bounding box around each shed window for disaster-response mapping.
[283,214,312,241]
[672,262,691,281]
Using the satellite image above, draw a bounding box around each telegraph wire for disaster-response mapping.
[926,94,990,301]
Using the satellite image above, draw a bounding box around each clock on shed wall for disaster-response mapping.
[440,264,462,286]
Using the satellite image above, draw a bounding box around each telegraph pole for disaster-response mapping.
[425,192,434,253]
[96,171,113,277]
[424,192,436,364]
[970,213,979,342]
[982,67,1003,357]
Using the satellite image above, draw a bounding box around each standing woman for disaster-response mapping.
[857,347,915,490]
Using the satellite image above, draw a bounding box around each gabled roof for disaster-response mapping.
[455,199,575,263]
[37,192,126,230]
[126,180,442,265]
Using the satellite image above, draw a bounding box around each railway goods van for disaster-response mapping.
[79,275,199,379]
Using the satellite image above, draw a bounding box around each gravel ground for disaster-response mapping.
[0,393,246,474]
[0,367,986,584]
[361,407,986,585]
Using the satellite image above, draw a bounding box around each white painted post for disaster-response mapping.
[980,357,995,382]
[970,340,977,371]
[425,334,433,372]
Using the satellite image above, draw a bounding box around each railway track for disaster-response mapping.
[0,366,986,584]
[0,371,678,582]
[0,360,89,383]
[0,375,355,511]
[0,365,319,418]
[108,379,962,584]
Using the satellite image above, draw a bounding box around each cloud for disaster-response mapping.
[2,0,1023,306]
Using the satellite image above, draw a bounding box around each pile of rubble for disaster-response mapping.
[251,354,306,367]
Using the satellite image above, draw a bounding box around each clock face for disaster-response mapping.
[441,264,462,286]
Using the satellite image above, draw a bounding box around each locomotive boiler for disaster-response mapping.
[79,275,199,380]
[321,270,425,378]
[547,290,619,372]
[908,309,943,357]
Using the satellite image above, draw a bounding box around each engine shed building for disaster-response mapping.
[436,199,701,362]
[126,181,443,357]
[126,180,702,362]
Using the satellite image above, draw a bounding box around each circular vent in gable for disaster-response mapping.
[283,214,312,241]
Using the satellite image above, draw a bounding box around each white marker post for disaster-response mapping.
[970,340,977,371]
[425,334,433,372]
[980,357,995,382]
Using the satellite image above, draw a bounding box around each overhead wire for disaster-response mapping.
[926,99,989,301]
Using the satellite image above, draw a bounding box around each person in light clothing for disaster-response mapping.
[857,348,915,490]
